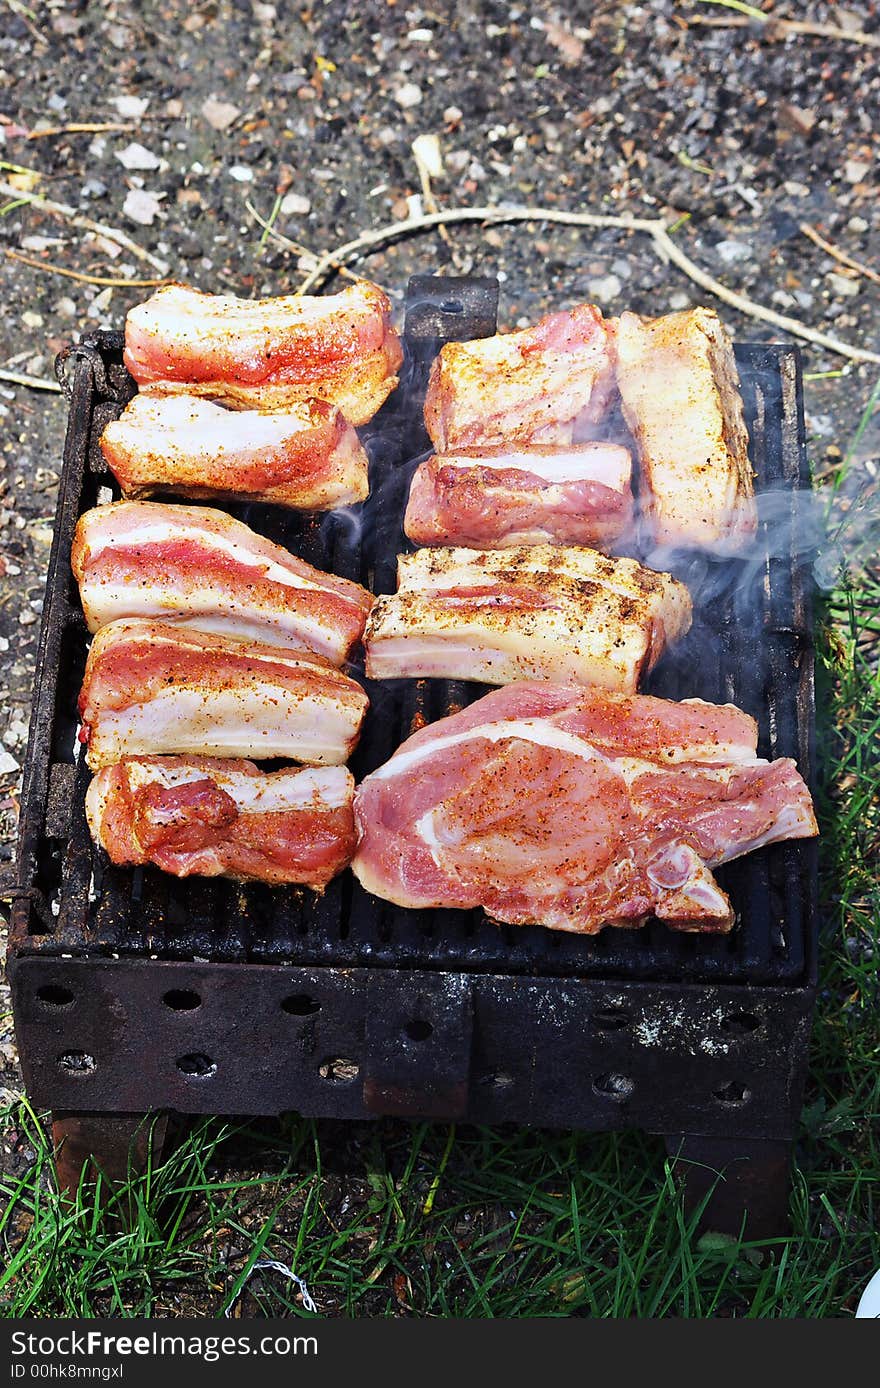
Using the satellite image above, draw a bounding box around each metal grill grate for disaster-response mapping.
[10,279,817,990]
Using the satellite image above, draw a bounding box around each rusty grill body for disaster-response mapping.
[7,278,817,1178]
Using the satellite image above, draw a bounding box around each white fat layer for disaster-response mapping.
[82,586,337,660]
[87,517,332,594]
[117,393,320,446]
[366,633,635,688]
[133,283,368,334]
[438,446,630,488]
[369,716,758,784]
[87,687,356,767]
[123,761,352,811]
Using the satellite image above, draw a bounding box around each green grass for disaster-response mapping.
[2,405,879,1320]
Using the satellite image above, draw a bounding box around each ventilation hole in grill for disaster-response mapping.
[594,1007,630,1031]
[176,1053,216,1078]
[713,1081,751,1107]
[163,988,201,1011]
[37,984,74,1008]
[281,993,320,1017]
[479,1071,515,1089]
[57,1051,95,1074]
[441,298,464,313]
[319,1056,359,1084]
[404,1018,433,1042]
[592,1073,634,1101]
[720,1010,761,1036]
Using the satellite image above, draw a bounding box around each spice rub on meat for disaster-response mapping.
[364,545,692,690]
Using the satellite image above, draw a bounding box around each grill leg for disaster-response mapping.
[52,1111,168,1194]
[664,1134,792,1239]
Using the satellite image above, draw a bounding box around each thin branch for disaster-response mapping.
[689,4,880,48]
[244,199,367,285]
[651,224,880,364]
[294,205,658,294]
[799,223,880,288]
[0,367,62,393]
[0,179,169,274]
[25,123,136,140]
[4,248,168,287]
[289,202,880,366]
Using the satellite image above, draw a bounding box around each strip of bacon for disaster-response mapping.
[78,620,369,769]
[612,308,757,548]
[351,683,818,934]
[423,302,614,450]
[404,443,634,549]
[72,501,374,665]
[86,756,355,888]
[100,394,370,510]
[364,545,691,690]
[123,280,403,421]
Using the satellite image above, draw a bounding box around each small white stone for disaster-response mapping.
[280,192,312,216]
[202,97,241,131]
[827,272,860,298]
[844,159,871,184]
[395,83,423,108]
[122,187,162,225]
[228,165,254,182]
[586,273,622,305]
[110,95,150,119]
[847,215,868,233]
[668,291,690,311]
[715,239,752,265]
[115,142,161,171]
[22,310,43,329]
[411,132,444,178]
[407,28,433,42]
[0,750,19,776]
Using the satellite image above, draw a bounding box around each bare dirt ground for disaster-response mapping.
[0,0,878,1307]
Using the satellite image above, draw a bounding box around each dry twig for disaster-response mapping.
[290,203,880,366]
[5,248,168,288]
[689,3,880,49]
[799,224,880,288]
[0,367,62,393]
[0,179,169,274]
[244,199,369,286]
[26,123,136,140]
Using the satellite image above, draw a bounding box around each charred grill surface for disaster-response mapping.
[10,285,816,990]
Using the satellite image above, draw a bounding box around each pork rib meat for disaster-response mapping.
[404,443,634,550]
[352,682,817,935]
[364,545,691,690]
[72,501,374,665]
[87,756,355,888]
[124,280,402,422]
[100,394,370,510]
[79,620,369,769]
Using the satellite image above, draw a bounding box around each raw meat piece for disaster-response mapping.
[612,308,756,548]
[124,279,402,421]
[78,620,369,769]
[424,302,614,449]
[87,756,355,888]
[72,500,373,664]
[364,545,691,690]
[100,394,370,510]
[404,442,633,549]
[352,683,817,934]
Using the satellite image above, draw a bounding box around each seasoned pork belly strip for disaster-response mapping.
[424,302,615,450]
[79,620,369,769]
[87,757,355,888]
[364,545,691,691]
[404,443,634,549]
[100,395,369,510]
[352,683,818,935]
[72,501,373,665]
[612,308,756,548]
[124,280,402,422]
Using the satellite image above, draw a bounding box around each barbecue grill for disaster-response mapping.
[5,276,818,1235]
